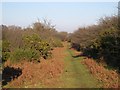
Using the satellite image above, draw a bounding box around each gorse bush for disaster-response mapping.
[91,18,119,67]
[93,29,120,69]
[10,34,52,63]
[48,37,63,48]
[10,48,40,62]
[2,40,11,62]
[23,34,52,59]
[53,39,63,47]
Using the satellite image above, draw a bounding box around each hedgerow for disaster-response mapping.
[1,20,65,63]
[69,15,119,71]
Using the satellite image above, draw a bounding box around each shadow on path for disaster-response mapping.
[72,52,90,59]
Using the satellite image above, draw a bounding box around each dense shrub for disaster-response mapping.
[93,29,120,69]
[23,34,52,59]
[2,25,24,50]
[9,34,52,63]
[2,20,64,51]
[57,31,68,41]
[71,43,81,51]
[48,37,63,48]
[69,25,100,51]
[69,15,118,50]
[10,48,40,62]
[70,15,119,71]
[2,40,11,62]
[1,20,64,63]
[0,40,2,57]
[32,21,63,48]
[83,26,120,70]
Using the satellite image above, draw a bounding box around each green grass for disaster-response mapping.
[41,43,100,88]
[52,43,100,88]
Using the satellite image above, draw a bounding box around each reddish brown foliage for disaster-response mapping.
[82,58,119,88]
[3,46,66,88]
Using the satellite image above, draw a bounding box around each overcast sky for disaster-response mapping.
[2,2,118,33]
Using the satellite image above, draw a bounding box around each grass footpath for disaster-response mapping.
[53,42,100,88]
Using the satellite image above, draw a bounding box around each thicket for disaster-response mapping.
[69,15,120,71]
[1,20,67,63]
[23,34,52,59]
[2,40,10,62]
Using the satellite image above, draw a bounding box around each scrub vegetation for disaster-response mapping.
[1,15,119,88]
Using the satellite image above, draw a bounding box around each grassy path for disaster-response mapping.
[4,42,100,88]
[53,42,100,88]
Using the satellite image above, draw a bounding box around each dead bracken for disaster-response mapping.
[3,46,65,88]
[82,58,119,88]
